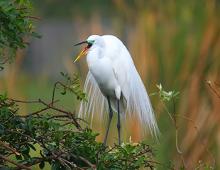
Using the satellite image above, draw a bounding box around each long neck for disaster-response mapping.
[86,46,104,67]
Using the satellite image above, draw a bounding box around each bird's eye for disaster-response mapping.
[87,40,95,48]
[87,42,93,48]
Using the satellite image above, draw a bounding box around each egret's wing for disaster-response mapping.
[109,41,159,137]
[78,71,107,126]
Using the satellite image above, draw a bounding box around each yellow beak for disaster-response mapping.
[74,47,88,63]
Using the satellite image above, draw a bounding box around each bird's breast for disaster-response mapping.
[88,57,119,97]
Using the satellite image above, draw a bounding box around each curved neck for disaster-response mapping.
[86,46,104,67]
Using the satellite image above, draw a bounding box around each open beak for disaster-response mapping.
[74,41,88,63]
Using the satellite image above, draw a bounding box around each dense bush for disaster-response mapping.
[0,74,155,170]
[0,0,39,69]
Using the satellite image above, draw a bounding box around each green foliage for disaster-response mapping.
[59,72,87,101]
[0,0,39,68]
[98,143,154,170]
[154,84,214,170]
[156,84,179,102]
[0,75,155,170]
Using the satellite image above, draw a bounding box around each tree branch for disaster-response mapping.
[0,154,31,170]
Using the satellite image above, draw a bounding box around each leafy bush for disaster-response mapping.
[0,74,155,170]
[0,0,39,69]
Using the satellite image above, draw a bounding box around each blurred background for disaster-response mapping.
[0,0,220,169]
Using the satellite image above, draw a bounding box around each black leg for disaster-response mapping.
[103,97,113,145]
[117,99,121,145]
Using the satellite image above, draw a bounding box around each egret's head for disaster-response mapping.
[74,35,100,63]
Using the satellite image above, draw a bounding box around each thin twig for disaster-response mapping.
[9,99,40,104]
[23,107,49,117]
[161,100,186,168]
[26,16,41,20]
[18,100,59,117]
[0,141,20,156]
[79,156,96,169]
[38,99,81,129]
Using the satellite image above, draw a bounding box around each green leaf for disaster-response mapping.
[0,124,5,135]
[27,143,36,151]
[60,72,65,76]
[15,154,22,160]
[39,161,45,169]
[60,89,66,95]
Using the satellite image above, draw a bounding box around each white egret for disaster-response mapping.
[74,35,159,145]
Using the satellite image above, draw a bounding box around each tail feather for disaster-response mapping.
[79,72,107,123]
[125,66,160,137]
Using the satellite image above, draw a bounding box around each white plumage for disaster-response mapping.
[76,35,159,142]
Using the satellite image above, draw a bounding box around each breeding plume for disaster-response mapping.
[74,35,159,145]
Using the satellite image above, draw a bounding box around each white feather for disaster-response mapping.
[78,35,159,137]
[79,72,107,123]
